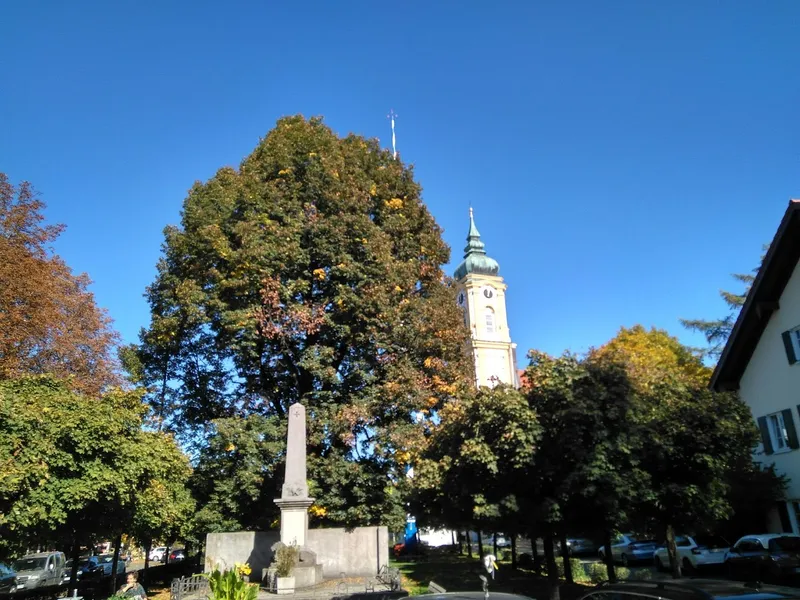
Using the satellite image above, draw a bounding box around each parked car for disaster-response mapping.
[168,549,186,563]
[597,533,658,566]
[0,563,17,594]
[12,552,65,590]
[725,534,800,581]
[564,538,598,557]
[494,536,511,548]
[652,534,730,572]
[149,547,167,563]
[96,554,127,577]
[61,556,102,585]
[578,578,800,600]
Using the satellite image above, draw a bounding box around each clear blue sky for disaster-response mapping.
[3,0,799,362]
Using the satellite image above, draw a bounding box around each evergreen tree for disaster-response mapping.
[680,246,767,360]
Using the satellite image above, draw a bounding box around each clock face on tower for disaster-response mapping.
[457,291,465,306]
[483,288,494,299]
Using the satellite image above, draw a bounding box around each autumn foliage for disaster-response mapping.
[0,174,119,395]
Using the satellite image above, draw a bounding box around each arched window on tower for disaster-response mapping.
[485,307,495,334]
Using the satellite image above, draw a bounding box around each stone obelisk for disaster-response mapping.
[275,403,314,548]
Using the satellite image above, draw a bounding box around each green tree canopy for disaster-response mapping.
[412,386,540,535]
[0,376,192,564]
[134,115,472,530]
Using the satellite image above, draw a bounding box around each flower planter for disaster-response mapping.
[276,576,295,595]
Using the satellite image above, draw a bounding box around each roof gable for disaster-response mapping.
[711,200,800,391]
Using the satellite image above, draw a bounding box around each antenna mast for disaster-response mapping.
[388,109,398,159]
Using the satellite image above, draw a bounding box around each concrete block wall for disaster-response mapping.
[306,526,389,578]
[205,531,280,582]
[204,526,388,581]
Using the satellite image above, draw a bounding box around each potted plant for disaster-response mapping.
[273,543,298,595]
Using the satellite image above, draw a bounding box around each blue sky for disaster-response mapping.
[2,0,799,362]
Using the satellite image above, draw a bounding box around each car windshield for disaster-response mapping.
[13,558,45,572]
[694,535,728,548]
[0,564,10,576]
[770,537,800,551]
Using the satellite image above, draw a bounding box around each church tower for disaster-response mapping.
[454,209,520,389]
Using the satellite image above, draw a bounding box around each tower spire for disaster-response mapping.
[464,207,486,257]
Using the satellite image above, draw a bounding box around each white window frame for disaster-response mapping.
[767,411,791,453]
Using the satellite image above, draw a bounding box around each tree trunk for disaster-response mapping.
[467,531,473,558]
[477,530,484,558]
[666,524,681,579]
[603,531,617,583]
[143,539,152,587]
[543,533,560,600]
[532,536,543,575]
[559,531,573,584]
[511,536,518,569]
[68,537,81,594]
[109,534,123,597]
[493,533,499,557]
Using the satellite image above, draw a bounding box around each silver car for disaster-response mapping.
[12,552,65,590]
[598,533,659,566]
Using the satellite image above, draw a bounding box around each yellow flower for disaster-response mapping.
[308,152,317,157]
[309,505,328,517]
[313,268,326,280]
[225,443,236,452]
[369,184,377,196]
[278,168,291,176]
[394,285,403,293]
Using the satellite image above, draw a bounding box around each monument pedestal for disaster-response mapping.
[274,497,313,548]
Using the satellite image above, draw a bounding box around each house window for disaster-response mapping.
[782,328,800,364]
[485,308,495,334]
[758,409,799,455]
[768,412,790,451]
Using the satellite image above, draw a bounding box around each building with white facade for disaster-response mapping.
[712,199,800,533]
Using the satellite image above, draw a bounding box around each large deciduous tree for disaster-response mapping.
[0,174,119,395]
[134,116,472,529]
[0,376,192,584]
[412,386,540,540]
[593,325,775,578]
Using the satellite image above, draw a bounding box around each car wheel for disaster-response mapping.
[654,556,664,572]
[726,561,738,581]
[622,554,629,567]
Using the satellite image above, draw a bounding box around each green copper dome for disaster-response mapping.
[453,209,500,280]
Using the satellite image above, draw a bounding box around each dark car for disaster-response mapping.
[168,549,185,563]
[0,563,16,594]
[579,579,800,600]
[61,556,101,585]
[725,534,800,581]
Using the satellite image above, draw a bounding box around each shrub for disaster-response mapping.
[518,553,533,568]
[627,568,652,581]
[274,543,298,578]
[556,558,590,583]
[207,568,258,600]
[586,562,610,584]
